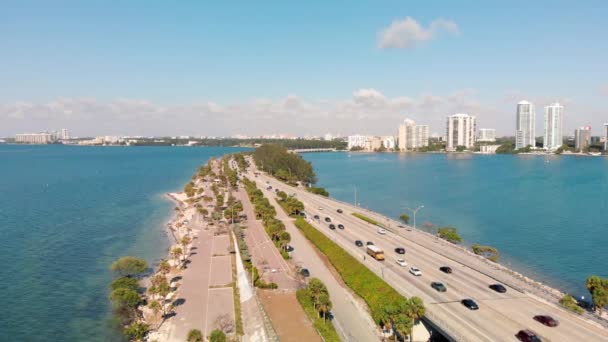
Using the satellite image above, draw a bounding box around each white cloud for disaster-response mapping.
[378,17,459,49]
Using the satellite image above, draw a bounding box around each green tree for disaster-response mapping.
[437,227,463,243]
[586,275,608,315]
[208,329,226,342]
[559,294,584,314]
[110,288,141,308]
[317,292,333,322]
[187,329,204,342]
[399,214,410,224]
[111,277,140,292]
[124,322,149,341]
[455,145,466,152]
[111,256,148,277]
[277,191,288,201]
[171,247,183,266]
[158,259,171,275]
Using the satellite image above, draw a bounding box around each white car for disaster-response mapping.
[319,207,323,210]
[396,258,407,267]
[409,267,422,276]
[377,228,387,235]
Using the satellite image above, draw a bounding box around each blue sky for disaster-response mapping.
[1,1,607,136]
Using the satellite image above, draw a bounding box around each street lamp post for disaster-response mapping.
[404,205,424,229]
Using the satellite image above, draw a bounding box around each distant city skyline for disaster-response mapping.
[1,1,607,137]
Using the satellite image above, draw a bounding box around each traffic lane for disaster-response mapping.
[292,184,608,341]
[298,215,497,342]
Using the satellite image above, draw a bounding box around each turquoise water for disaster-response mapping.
[0,145,244,342]
[303,152,608,298]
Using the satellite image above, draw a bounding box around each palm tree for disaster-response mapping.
[405,297,426,341]
[181,236,192,259]
[187,329,204,342]
[308,278,327,309]
[317,293,332,322]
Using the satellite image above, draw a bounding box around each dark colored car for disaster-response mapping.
[431,282,447,292]
[516,329,542,342]
[355,240,363,247]
[337,209,343,213]
[461,299,479,310]
[439,266,453,274]
[325,217,331,222]
[534,315,559,327]
[274,188,279,193]
[366,241,374,246]
[313,215,320,220]
[337,224,345,229]
[329,224,336,230]
[394,247,406,254]
[300,268,310,277]
[489,284,507,293]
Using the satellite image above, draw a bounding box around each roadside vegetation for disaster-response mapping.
[296,278,340,342]
[559,294,584,314]
[294,217,425,339]
[351,212,381,226]
[306,186,330,197]
[253,144,317,185]
[586,275,608,315]
[437,227,463,244]
[276,191,305,216]
[398,214,410,224]
[471,244,500,262]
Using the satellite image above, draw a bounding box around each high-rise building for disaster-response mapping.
[398,119,429,151]
[516,100,536,150]
[574,126,592,152]
[543,103,564,151]
[477,128,496,142]
[446,113,476,151]
[60,128,70,140]
[604,123,608,152]
[382,136,396,150]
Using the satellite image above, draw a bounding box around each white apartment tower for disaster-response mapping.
[516,101,536,149]
[60,128,70,140]
[398,119,429,151]
[543,103,564,151]
[574,126,592,152]
[446,113,477,151]
[604,123,608,152]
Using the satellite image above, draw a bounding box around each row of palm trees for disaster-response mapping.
[379,296,426,341]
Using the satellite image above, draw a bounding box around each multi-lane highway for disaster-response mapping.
[249,169,608,342]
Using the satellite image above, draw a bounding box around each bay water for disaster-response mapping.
[0,145,244,342]
[303,152,608,299]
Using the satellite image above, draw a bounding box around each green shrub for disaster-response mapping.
[208,329,226,342]
[437,227,463,244]
[123,322,149,341]
[559,294,584,314]
[307,186,329,197]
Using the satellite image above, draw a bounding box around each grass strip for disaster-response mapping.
[294,217,403,325]
[296,288,341,342]
[351,212,381,226]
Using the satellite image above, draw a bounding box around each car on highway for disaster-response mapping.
[318,207,323,210]
[461,299,479,310]
[431,282,447,292]
[266,186,272,190]
[337,224,345,229]
[534,315,559,327]
[396,258,407,267]
[394,247,405,254]
[409,267,422,276]
[489,284,507,293]
[355,240,363,247]
[313,214,320,220]
[300,268,310,277]
[285,245,294,252]
[337,209,343,213]
[366,241,374,246]
[274,188,279,193]
[515,329,542,342]
[377,228,387,235]
[329,224,336,230]
[439,266,453,274]
[325,217,331,222]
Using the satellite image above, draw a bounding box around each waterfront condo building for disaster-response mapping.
[60,128,70,140]
[382,136,396,150]
[543,103,564,151]
[347,135,368,150]
[446,113,477,151]
[477,128,496,142]
[516,100,536,149]
[15,133,55,144]
[398,119,429,151]
[574,126,592,152]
